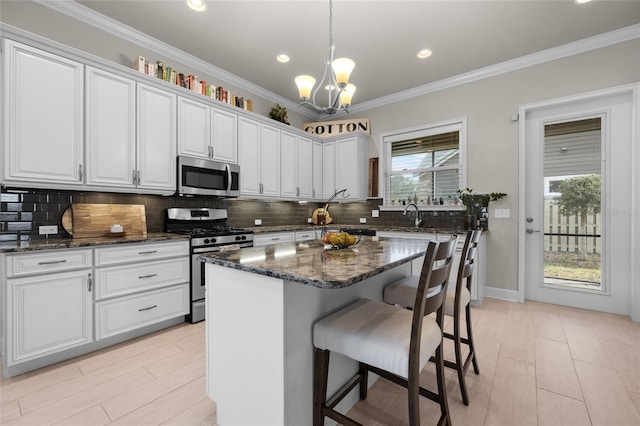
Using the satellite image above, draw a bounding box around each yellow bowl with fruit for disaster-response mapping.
[320,231,360,249]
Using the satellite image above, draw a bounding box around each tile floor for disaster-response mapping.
[1,298,639,425]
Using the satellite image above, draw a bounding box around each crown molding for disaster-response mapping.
[34,0,315,119]
[347,23,640,114]
[32,1,640,120]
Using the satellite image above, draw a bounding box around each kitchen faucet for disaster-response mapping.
[403,203,422,228]
[318,188,349,231]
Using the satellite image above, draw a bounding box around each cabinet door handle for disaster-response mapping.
[138,274,157,279]
[138,250,158,255]
[312,189,315,198]
[38,260,67,265]
[137,170,141,185]
[138,305,157,312]
[78,165,83,181]
[132,170,137,185]
[259,183,263,194]
[88,273,93,292]
[296,187,300,197]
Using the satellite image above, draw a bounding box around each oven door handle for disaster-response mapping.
[225,163,232,195]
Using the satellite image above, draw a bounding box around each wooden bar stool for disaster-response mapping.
[312,238,456,426]
[383,230,482,405]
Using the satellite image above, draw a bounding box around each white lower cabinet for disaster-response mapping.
[253,232,295,247]
[1,240,189,377]
[295,230,316,241]
[95,284,189,340]
[93,241,189,340]
[7,271,93,366]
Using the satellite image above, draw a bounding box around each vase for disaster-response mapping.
[464,214,477,230]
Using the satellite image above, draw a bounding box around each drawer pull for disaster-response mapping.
[138,274,158,279]
[271,237,280,241]
[138,305,157,312]
[37,260,67,265]
[138,250,158,255]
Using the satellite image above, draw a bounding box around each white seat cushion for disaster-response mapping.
[313,298,442,379]
[383,275,470,317]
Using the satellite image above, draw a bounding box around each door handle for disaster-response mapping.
[225,163,231,194]
[526,229,541,234]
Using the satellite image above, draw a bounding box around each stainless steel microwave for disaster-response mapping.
[177,156,240,197]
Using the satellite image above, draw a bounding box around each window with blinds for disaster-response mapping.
[385,127,462,205]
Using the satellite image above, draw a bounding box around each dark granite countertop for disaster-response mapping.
[0,233,190,253]
[198,236,429,289]
[247,224,468,235]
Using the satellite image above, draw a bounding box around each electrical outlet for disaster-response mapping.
[359,217,367,224]
[371,210,379,218]
[254,219,262,226]
[307,217,312,223]
[39,225,58,235]
[494,208,510,219]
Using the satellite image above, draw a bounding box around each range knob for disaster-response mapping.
[211,238,217,244]
[204,239,210,244]
[235,236,242,241]
[241,235,247,240]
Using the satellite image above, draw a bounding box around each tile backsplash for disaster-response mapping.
[1,187,470,241]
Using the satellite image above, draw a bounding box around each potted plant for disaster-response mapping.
[457,188,507,229]
[268,103,289,125]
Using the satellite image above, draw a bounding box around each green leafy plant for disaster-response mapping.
[268,103,289,124]
[457,188,507,216]
[554,174,601,260]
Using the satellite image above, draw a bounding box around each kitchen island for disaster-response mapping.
[198,236,432,425]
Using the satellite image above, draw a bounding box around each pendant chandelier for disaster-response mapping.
[295,0,356,115]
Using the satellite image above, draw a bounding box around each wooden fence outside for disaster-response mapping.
[543,200,601,254]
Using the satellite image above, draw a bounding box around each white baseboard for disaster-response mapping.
[485,286,520,303]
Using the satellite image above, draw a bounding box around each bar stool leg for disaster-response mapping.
[454,309,470,406]
[434,342,452,426]
[358,362,368,399]
[313,348,330,426]
[466,304,480,375]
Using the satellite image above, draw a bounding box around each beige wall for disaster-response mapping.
[2,1,638,292]
[353,39,640,291]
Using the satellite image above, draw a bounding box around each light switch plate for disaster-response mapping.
[372,210,379,218]
[307,218,312,223]
[360,217,367,224]
[254,219,262,225]
[494,209,510,219]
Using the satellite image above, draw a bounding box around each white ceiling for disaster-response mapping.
[74,0,640,112]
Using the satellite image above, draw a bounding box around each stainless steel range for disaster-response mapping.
[165,208,253,323]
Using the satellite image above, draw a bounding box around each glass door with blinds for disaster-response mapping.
[542,118,602,291]
[523,88,634,316]
[383,119,466,207]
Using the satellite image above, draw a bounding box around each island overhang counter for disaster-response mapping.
[198,236,432,425]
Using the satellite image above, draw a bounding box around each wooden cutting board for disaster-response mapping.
[70,204,147,239]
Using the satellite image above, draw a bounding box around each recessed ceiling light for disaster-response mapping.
[276,54,290,63]
[187,0,206,12]
[417,49,432,59]
[575,0,592,3]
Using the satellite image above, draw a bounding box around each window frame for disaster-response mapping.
[379,117,468,210]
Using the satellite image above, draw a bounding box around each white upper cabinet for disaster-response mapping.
[3,40,84,186]
[210,107,237,164]
[312,140,323,200]
[178,96,211,159]
[280,131,313,200]
[334,135,368,201]
[238,117,280,197]
[136,83,177,192]
[322,141,336,199]
[280,131,298,199]
[85,66,136,188]
[178,97,237,164]
[322,134,369,201]
[297,135,313,199]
